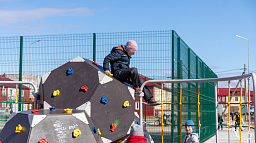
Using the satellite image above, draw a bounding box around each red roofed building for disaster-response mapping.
[0,76,30,111]
[218,88,254,112]
[134,75,172,117]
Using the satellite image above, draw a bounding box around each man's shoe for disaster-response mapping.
[147,98,159,105]
[134,87,142,94]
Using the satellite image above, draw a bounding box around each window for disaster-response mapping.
[235,97,238,101]
[242,96,245,101]
[222,96,225,102]
[1,103,6,107]
[1,88,6,96]
[135,101,139,110]
[21,90,24,97]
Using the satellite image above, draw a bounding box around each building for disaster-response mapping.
[218,88,254,112]
[3,73,40,98]
[0,76,30,113]
[134,75,172,116]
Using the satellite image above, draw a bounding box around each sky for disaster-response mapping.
[0,0,256,87]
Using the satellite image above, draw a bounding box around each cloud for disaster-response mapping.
[0,8,93,25]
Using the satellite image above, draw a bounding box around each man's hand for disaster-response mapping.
[105,70,110,75]
[105,70,113,77]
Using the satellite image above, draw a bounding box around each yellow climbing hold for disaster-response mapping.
[73,128,81,137]
[64,108,73,114]
[53,90,60,96]
[123,101,130,107]
[107,72,113,77]
[15,124,23,133]
[97,128,101,135]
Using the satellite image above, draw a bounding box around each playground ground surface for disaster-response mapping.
[206,121,255,143]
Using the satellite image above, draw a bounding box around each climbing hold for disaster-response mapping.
[49,107,56,111]
[122,101,130,108]
[92,127,98,134]
[38,138,49,143]
[81,85,88,92]
[117,140,123,143]
[107,72,113,77]
[15,124,23,133]
[101,96,108,104]
[73,128,81,138]
[110,123,116,132]
[31,110,39,114]
[64,108,73,114]
[29,98,34,101]
[97,128,101,135]
[93,61,99,66]
[53,90,60,96]
[67,67,74,75]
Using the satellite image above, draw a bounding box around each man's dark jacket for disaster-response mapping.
[103,45,131,74]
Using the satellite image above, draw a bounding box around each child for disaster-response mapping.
[126,124,147,143]
[183,120,199,143]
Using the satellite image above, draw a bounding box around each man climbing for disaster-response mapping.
[103,40,158,105]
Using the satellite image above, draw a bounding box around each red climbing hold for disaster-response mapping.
[38,138,48,143]
[81,85,88,92]
[110,123,116,132]
[93,62,99,66]
[31,110,39,114]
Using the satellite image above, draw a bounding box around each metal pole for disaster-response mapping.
[244,64,248,121]
[214,82,218,143]
[161,83,164,143]
[251,73,256,143]
[248,40,249,74]
[19,36,23,111]
[139,93,144,128]
[93,33,96,62]
[0,81,37,93]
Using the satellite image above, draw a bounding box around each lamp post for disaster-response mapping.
[236,34,249,121]
[29,40,41,97]
[236,35,249,74]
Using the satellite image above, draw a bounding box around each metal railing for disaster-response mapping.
[138,73,256,143]
[0,81,38,112]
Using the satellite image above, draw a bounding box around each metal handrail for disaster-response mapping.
[0,81,37,93]
[0,81,38,111]
[138,73,256,143]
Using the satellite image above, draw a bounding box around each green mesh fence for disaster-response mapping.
[0,30,217,142]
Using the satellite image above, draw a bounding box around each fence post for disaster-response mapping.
[214,82,218,143]
[188,48,191,120]
[144,77,147,128]
[18,36,23,111]
[93,33,96,62]
[171,30,175,142]
[177,37,181,143]
[196,56,199,131]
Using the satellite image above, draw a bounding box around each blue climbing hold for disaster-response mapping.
[92,127,98,134]
[50,107,56,111]
[67,67,73,75]
[101,96,108,104]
